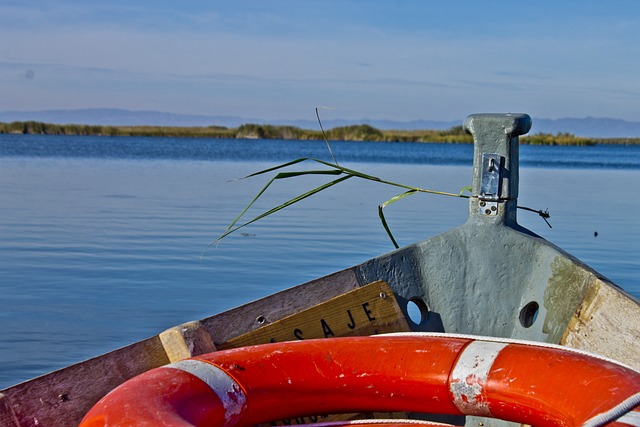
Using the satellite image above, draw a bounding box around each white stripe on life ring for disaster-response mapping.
[449,340,508,417]
[167,359,247,427]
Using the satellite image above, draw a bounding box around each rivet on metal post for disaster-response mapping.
[464,113,532,225]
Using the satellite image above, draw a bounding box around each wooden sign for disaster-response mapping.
[219,280,410,350]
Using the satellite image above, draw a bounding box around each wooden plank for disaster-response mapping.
[2,337,170,427]
[159,321,217,362]
[219,280,410,349]
[0,393,20,427]
[561,278,640,371]
[201,268,361,345]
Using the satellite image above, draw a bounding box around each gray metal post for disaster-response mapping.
[464,113,532,226]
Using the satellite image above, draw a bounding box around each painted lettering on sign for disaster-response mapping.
[346,309,356,329]
[362,302,376,322]
[218,281,408,351]
[274,300,379,341]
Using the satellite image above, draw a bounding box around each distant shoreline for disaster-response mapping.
[1,120,638,145]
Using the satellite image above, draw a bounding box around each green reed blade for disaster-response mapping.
[218,157,467,245]
[458,186,472,196]
[378,190,419,249]
[217,155,551,249]
[222,168,345,237]
[216,174,354,242]
[229,158,310,181]
[316,106,338,166]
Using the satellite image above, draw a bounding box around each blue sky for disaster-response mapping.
[1,1,639,122]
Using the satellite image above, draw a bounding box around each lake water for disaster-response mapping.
[1,134,639,389]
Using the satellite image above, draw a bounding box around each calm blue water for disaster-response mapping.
[1,134,639,389]
[3,134,640,169]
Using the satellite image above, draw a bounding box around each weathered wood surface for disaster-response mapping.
[220,280,409,349]
[159,320,217,363]
[0,394,19,427]
[0,268,365,427]
[0,337,169,427]
[201,268,362,345]
[561,278,640,371]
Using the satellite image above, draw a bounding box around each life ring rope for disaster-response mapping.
[582,392,640,427]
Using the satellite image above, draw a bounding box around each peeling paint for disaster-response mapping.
[449,341,505,417]
[543,257,594,343]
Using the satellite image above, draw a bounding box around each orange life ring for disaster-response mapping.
[79,333,640,427]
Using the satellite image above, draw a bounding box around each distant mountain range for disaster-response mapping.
[1,108,639,138]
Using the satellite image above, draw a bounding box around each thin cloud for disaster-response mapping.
[1,1,640,121]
